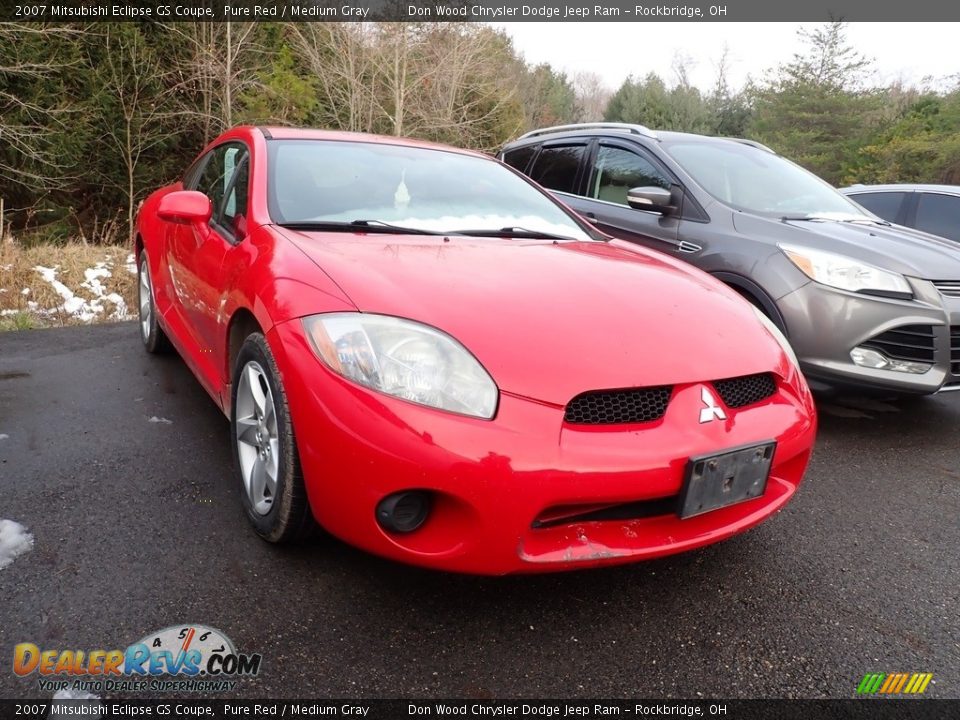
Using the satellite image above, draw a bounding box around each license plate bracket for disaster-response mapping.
[678,441,776,519]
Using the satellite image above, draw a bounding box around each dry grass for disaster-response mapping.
[0,237,137,331]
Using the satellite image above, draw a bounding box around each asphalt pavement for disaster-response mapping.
[0,322,957,700]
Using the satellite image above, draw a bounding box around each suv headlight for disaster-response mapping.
[302,313,498,419]
[751,305,799,368]
[779,244,912,298]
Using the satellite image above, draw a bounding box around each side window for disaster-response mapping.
[220,150,249,227]
[589,145,671,206]
[501,145,537,173]
[528,145,585,194]
[848,192,906,223]
[915,193,960,242]
[191,142,249,238]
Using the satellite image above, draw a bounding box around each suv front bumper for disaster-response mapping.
[776,278,960,395]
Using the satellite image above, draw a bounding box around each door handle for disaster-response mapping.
[583,212,599,224]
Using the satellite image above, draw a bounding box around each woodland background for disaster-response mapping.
[2,20,960,245]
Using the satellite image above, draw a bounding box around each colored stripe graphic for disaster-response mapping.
[858,672,932,695]
[857,673,885,694]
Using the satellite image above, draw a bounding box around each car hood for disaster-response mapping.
[277,229,784,405]
[733,212,960,279]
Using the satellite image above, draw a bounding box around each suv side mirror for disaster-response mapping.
[158,190,212,224]
[627,186,675,215]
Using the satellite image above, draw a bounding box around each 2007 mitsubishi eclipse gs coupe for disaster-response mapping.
[135,126,816,574]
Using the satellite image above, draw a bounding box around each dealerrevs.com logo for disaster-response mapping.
[13,624,262,693]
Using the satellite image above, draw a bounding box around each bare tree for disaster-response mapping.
[98,27,177,241]
[0,23,82,196]
[572,71,611,122]
[164,21,261,144]
[288,22,378,132]
[406,24,523,148]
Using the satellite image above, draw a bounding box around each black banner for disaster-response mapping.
[2,700,960,720]
[5,0,960,23]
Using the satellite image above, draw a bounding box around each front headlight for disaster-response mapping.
[302,313,498,419]
[751,305,799,368]
[779,244,912,298]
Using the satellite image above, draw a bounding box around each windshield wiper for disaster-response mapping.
[780,213,891,226]
[448,226,579,241]
[278,220,444,235]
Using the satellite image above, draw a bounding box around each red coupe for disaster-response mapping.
[135,126,816,574]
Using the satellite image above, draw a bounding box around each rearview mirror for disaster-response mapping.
[627,186,675,214]
[157,190,212,224]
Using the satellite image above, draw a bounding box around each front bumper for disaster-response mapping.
[270,321,816,575]
[777,278,960,395]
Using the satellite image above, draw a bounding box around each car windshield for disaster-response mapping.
[666,139,868,218]
[267,139,595,241]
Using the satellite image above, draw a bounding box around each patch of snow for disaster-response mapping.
[125,252,137,275]
[0,519,34,570]
[0,263,11,271]
[21,287,30,295]
[53,688,100,701]
[35,265,103,323]
[81,263,112,297]
[51,688,102,719]
[105,292,130,320]
[148,416,173,424]
[0,288,6,293]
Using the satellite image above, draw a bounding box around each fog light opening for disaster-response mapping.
[850,346,931,374]
[376,491,432,534]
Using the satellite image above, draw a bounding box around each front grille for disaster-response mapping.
[712,373,777,409]
[951,327,960,375]
[532,497,677,529]
[933,281,960,298]
[564,386,672,425]
[861,325,936,364]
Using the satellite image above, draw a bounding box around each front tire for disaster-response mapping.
[231,333,315,542]
[137,250,171,353]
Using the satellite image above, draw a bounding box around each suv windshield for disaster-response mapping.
[267,139,594,241]
[666,139,867,218]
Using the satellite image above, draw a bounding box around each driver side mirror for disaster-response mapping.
[157,190,212,225]
[627,186,675,215]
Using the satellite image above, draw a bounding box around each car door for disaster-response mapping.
[911,191,960,242]
[542,139,682,252]
[846,190,910,225]
[167,141,250,391]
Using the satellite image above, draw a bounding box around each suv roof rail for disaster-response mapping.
[726,137,776,154]
[517,122,658,141]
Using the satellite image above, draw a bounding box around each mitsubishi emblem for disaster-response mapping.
[699,387,727,423]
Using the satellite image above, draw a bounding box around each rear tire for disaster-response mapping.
[137,250,172,354]
[231,333,316,543]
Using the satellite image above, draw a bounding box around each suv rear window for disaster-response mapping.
[848,192,906,222]
[915,192,960,241]
[528,145,585,194]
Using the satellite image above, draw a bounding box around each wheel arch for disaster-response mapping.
[226,308,264,384]
[711,271,790,337]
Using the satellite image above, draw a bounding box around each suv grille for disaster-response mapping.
[861,325,936,364]
[951,327,960,375]
[564,386,672,425]
[933,281,960,298]
[712,373,777,409]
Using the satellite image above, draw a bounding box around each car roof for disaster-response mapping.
[841,183,960,195]
[503,125,774,153]
[256,126,489,159]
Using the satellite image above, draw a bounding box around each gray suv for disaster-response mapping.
[500,123,960,395]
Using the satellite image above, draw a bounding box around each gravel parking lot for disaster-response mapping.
[1,322,957,699]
